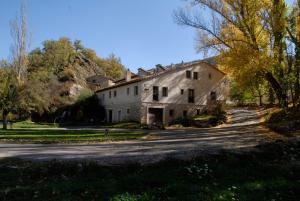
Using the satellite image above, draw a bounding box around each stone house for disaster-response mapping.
[95,59,230,125]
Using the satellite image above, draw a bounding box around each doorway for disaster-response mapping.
[148,108,164,125]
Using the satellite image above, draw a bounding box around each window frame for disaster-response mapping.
[134,86,139,96]
[193,72,198,80]
[188,89,195,103]
[153,86,159,101]
[186,70,191,79]
[183,110,187,117]
[210,91,217,101]
[162,87,168,97]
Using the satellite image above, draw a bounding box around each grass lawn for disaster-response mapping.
[0,140,299,201]
[10,120,58,129]
[193,114,216,121]
[103,121,143,129]
[0,129,144,143]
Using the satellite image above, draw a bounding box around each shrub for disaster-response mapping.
[169,117,194,127]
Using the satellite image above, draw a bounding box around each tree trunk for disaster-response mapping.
[2,110,9,130]
[265,72,288,108]
[295,68,300,104]
[259,95,263,106]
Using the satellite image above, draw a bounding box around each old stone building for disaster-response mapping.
[96,59,230,125]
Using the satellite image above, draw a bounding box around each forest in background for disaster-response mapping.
[0,2,125,128]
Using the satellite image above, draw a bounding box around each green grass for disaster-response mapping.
[193,115,216,121]
[0,140,299,201]
[0,129,144,143]
[104,121,142,129]
[11,120,58,129]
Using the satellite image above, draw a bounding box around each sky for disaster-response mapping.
[0,0,200,72]
[0,0,295,72]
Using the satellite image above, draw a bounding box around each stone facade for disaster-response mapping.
[96,60,230,125]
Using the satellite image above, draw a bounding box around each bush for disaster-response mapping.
[169,117,194,127]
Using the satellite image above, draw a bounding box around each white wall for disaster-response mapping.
[96,62,229,124]
[141,63,227,105]
[96,82,142,122]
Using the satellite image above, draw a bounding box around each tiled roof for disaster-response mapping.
[95,57,222,93]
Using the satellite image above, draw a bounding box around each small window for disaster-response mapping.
[210,91,217,101]
[183,110,187,117]
[188,89,195,103]
[181,89,184,95]
[162,87,168,97]
[109,91,112,98]
[196,109,200,115]
[93,79,96,83]
[114,90,117,97]
[134,86,139,95]
[169,109,174,117]
[127,108,130,114]
[209,73,212,79]
[153,86,159,101]
[186,70,191,78]
[193,72,198,80]
[102,94,105,100]
[118,110,121,121]
[127,87,130,95]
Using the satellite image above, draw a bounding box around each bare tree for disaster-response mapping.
[10,0,28,86]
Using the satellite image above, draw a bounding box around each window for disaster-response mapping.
[127,87,130,95]
[114,90,117,97]
[162,87,168,97]
[127,108,130,114]
[193,72,198,80]
[183,110,187,117]
[102,94,105,100]
[109,91,112,98]
[134,86,138,95]
[209,73,212,79]
[188,89,195,103]
[186,70,191,78]
[153,86,159,101]
[196,109,201,115]
[93,79,96,83]
[181,89,184,95]
[118,110,121,121]
[210,91,217,101]
[169,109,174,117]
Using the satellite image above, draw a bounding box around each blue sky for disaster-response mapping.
[0,0,295,72]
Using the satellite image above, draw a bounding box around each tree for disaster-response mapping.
[10,0,28,86]
[175,0,289,107]
[0,0,28,129]
[0,69,18,129]
[287,0,300,105]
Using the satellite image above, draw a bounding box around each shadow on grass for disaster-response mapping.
[0,140,299,201]
[0,129,144,143]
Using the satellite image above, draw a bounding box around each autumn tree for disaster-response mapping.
[287,0,300,104]
[175,0,289,107]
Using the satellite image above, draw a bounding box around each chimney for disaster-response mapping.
[125,69,131,82]
[156,64,165,72]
